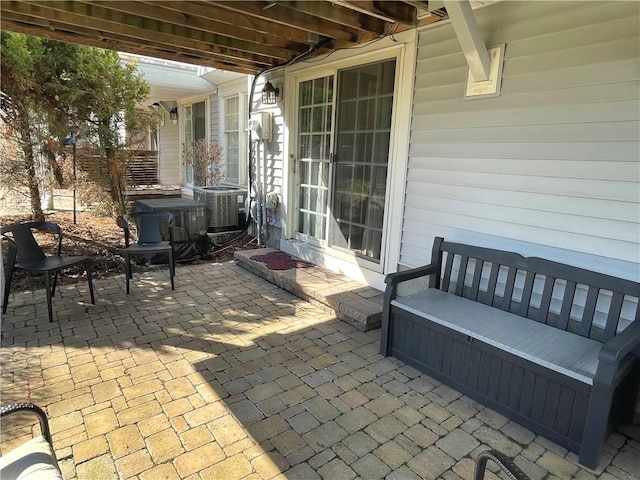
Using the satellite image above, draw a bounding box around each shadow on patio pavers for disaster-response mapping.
[1,262,638,480]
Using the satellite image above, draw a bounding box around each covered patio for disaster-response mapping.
[1,261,638,479]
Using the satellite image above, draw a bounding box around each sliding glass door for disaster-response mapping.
[295,59,396,265]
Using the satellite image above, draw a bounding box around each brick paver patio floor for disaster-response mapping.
[1,262,638,479]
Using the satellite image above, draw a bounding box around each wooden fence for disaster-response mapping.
[77,150,159,186]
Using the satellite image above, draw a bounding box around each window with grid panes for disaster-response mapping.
[224,96,240,183]
[183,100,206,184]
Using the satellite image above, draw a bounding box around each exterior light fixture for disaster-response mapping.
[261,81,280,105]
[169,107,178,124]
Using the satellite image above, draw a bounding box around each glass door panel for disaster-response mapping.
[296,76,333,243]
[330,59,396,263]
[183,105,193,184]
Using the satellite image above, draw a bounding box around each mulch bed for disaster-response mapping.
[1,211,254,292]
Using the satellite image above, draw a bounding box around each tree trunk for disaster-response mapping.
[18,113,44,221]
[101,121,126,217]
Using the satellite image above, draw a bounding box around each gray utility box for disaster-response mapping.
[193,186,247,232]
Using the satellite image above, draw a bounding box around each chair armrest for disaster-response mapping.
[381,263,440,357]
[474,449,530,480]
[1,403,53,446]
[385,264,438,287]
[598,321,640,366]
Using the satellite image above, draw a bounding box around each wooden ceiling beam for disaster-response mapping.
[275,0,386,32]
[90,1,310,53]
[339,1,417,25]
[0,9,268,72]
[0,1,449,74]
[147,1,314,46]
[0,18,259,74]
[11,1,291,63]
[211,1,358,43]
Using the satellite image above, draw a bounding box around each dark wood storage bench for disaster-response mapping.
[380,237,640,469]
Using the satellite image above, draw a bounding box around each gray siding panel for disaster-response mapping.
[414,82,640,114]
[412,99,640,128]
[404,1,640,281]
[412,122,638,143]
[210,93,219,140]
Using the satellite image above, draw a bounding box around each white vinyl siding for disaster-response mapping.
[403,0,640,282]
[210,93,218,139]
[158,121,180,185]
[262,75,285,195]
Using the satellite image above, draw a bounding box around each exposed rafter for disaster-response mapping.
[0,0,447,74]
[333,1,418,25]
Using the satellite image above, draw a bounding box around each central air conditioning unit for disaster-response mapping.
[193,186,247,232]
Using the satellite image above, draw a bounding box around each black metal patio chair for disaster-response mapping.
[121,211,175,294]
[1,221,95,322]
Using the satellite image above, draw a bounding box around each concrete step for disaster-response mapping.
[234,248,383,331]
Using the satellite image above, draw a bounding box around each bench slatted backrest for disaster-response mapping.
[428,237,640,342]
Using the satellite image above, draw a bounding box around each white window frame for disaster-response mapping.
[219,80,249,187]
[222,93,248,185]
[180,95,210,187]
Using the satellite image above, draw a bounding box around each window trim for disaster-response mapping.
[219,82,249,188]
[180,96,210,187]
[223,94,245,185]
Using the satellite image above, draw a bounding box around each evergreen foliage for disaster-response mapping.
[0,32,154,219]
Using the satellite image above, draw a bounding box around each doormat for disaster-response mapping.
[250,251,315,271]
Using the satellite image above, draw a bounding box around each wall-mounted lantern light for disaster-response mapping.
[261,81,280,105]
[169,107,178,124]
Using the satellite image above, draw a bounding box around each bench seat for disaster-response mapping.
[380,236,640,469]
[393,289,604,384]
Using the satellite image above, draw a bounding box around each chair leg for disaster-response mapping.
[169,249,175,290]
[44,272,54,323]
[2,265,14,314]
[579,362,618,469]
[85,260,95,304]
[125,253,131,294]
[52,271,59,297]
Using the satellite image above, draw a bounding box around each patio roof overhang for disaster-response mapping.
[0,1,451,75]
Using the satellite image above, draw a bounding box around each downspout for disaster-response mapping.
[254,137,263,245]
[246,39,332,245]
[262,138,268,244]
